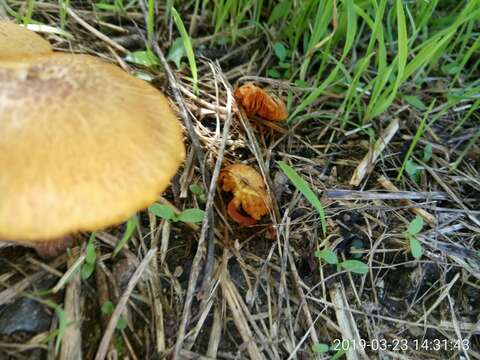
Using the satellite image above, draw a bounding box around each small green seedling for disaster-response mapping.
[100,301,127,355]
[125,50,160,67]
[315,249,369,274]
[113,216,139,256]
[39,299,68,355]
[405,215,424,259]
[422,144,433,162]
[312,343,329,353]
[277,161,327,236]
[189,184,207,202]
[81,233,96,280]
[312,341,349,359]
[167,38,186,69]
[101,301,128,330]
[405,158,420,183]
[315,249,338,265]
[404,95,427,111]
[149,203,205,224]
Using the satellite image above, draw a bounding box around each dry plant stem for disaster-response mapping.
[329,283,369,360]
[95,248,157,360]
[0,255,65,306]
[199,63,231,297]
[286,247,320,349]
[173,66,234,359]
[415,273,460,325]
[149,218,166,353]
[350,118,400,186]
[220,271,265,359]
[95,250,111,329]
[325,189,447,201]
[206,305,222,358]
[94,250,117,356]
[422,162,480,227]
[66,7,128,53]
[150,42,209,186]
[60,252,83,360]
[377,176,436,224]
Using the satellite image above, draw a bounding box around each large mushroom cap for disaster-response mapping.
[0,53,185,241]
[0,21,53,60]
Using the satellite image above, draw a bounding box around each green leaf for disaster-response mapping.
[314,250,338,265]
[176,208,205,223]
[423,143,433,162]
[442,63,462,75]
[54,306,67,355]
[410,238,423,259]
[149,203,175,220]
[268,0,290,24]
[277,161,327,236]
[167,37,186,69]
[404,95,427,111]
[273,42,287,62]
[171,7,198,92]
[331,347,348,360]
[125,50,160,67]
[407,215,424,235]
[114,335,125,356]
[81,262,95,280]
[85,234,96,265]
[267,68,281,78]
[340,260,369,274]
[312,343,330,353]
[113,216,139,256]
[405,158,419,182]
[116,317,128,331]
[101,301,114,315]
[189,184,203,195]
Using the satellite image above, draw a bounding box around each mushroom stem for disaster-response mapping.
[227,199,257,227]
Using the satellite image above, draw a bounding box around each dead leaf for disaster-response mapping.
[234,83,288,121]
[220,164,270,226]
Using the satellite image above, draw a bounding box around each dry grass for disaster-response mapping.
[0,1,479,360]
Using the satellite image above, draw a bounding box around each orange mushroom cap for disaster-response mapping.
[220,164,270,225]
[0,21,53,60]
[0,53,185,242]
[234,83,288,121]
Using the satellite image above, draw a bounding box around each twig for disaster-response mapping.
[220,271,265,359]
[94,248,157,360]
[151,42,209,186]
[0,255,65,306]
[377,176,436,224]
[60,252,83,360]
[325,189,447,201]
[200,64,233,295]
[173,63,233,359]
[350,118,399,186]
[329,283,368,360]
[65,7,128,53]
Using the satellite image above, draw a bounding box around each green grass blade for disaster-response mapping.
[113,215,139,256]
[277,161,327,236]
[171,7,198,93]
[397,99,436,181]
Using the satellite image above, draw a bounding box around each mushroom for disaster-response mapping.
[219,164,270,226]
[234,83,288,122]
[0,52,185,257]
[0,21,53,60]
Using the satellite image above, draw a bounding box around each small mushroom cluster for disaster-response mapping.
[0,22,185,256]
[218,83,287,226]
[219,164,270,227]
[234,83,288,122]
